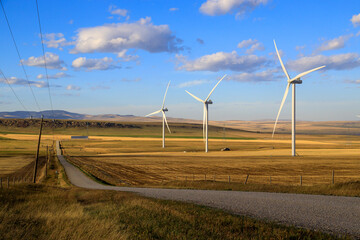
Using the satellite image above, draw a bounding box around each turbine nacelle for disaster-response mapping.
[206,100,213,104]
[289,79,302,84]
[162,108,168,112]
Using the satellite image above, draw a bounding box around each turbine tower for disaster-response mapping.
[146,81,171,148]
[272,40,325,156]
[186,74,227,153]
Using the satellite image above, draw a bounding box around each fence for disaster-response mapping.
[161,170,358,186]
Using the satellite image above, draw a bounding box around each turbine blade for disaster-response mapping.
[205,74,227,101]
[162,111,171,133]
[145,109,162,117]
[186,90,204,103]
[272,82,291,138]
[273,40,290,81]
[291,66,326,81]
[162,81,171,108]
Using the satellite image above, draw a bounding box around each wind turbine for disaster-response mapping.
[186,74,227,153]
[146,81,171,148]
[272,40,325,156]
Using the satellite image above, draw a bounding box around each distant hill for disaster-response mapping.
[0,110,136,120]
[0,110,359,135]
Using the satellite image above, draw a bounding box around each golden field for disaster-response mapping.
[1,120,359,192]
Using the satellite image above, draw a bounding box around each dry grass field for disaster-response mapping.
[0,134,346,240]
[1,119,359,196]
[59,131,360,193]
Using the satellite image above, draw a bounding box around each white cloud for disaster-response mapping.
[317,34,353,52]
[43,33,73,50]
[121,77,141,82]
[237,38,264,54]
[295,45,305,51]
[176,51,268,72]
[21,52,67,70]
[169,8,179,11]
[288,53,360,72]
[344,79,360,84]
[228,69,280,82]
[199,0,269,17]
[0,77,48,88]
[66,85,81,91]
[37,72,70,79]
[109,5,128,17]
[72,57,120,71]
[178,79,211,88]
[351,13,360,27]
[117,49,139,62]
[71,17,183,55]
[69,20,74,24]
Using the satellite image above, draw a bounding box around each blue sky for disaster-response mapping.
[0,0,359,121]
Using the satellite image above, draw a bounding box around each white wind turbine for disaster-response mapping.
[186,74,227,153]
[146,81,171,148]
[272,40,325,156]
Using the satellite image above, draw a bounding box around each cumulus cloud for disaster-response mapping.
[228,69,280,82]
[117,49,139,62]
[37,72,71,79]
[199,0,269,17]
[196,38,205,45]
[176,51,268,72]
[72,57,120,71]
[169,8,179,11]
[287,53,360,72]
[43,33,73,50]
[71,17,183,55]
[21,52,67,70]
[0,77,48,88]
[109,7,128,17]
[237,38,264,54]
[66,85,81,91]
[351,13,360,27]
[178,79,211,88]
[317,34,353,52]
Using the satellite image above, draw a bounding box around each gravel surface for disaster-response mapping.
[57,141,360,238]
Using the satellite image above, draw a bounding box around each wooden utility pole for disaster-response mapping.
[33,116,44,183]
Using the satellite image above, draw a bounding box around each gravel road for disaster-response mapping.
[57,141,360,238]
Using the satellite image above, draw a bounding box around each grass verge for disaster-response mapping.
[0,185,349,240]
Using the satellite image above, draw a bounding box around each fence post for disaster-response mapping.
[228,175,230,183]
[213,175,216,182]
[192,174,194,181]
[300,175,302,186]
[13,177,15,186]
[0,177,2,189]
[7,177,9,188]
[204,174,206,181]
[185,176,187,182]
[244,175,249,185]
[332,170,335,184]
[269,176,271,185]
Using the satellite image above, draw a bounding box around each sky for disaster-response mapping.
[0,0,359,121]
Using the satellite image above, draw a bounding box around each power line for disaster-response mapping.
[0,0,42,111]
[35,0,56,142]
[0,68,29,113]
[35,0,55,120]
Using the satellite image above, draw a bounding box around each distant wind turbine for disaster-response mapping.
[146,81,171,148]
[186,74,227,153]
[272,40,325,156]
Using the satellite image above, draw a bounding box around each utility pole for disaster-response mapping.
[33,116,44,183]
